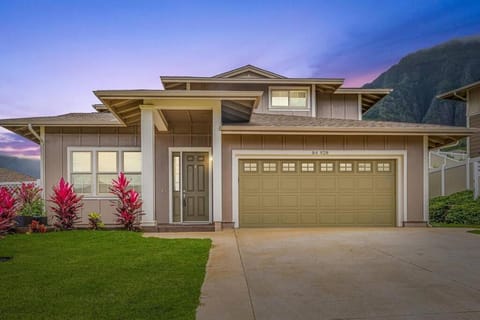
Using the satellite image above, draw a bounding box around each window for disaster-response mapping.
[301,162,315,172]
[320,162,334,172]
[172,153,180,192]
[377,162,391,172]
[339,162,353,172]
[282,162,296,172]
[243,162,257,172]
[269,87,310,110]
[263,162,277,172]
[69,148,141,196]
[358,162,372,172]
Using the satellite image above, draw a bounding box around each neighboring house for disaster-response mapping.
[0,65,474,230]
[436,81,480,197]
[0,167,37,184]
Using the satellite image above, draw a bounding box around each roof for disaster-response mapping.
[437,80,480,101]
[0,113,121,142]
[213,64,287,79]
[221,113,476,148]
[0,168,36,183]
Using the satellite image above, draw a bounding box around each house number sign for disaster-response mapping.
[311,150,329,156]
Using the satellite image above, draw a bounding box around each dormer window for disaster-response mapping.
[269,87,310,110]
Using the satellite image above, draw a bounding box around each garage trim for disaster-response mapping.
[232,150,407,228]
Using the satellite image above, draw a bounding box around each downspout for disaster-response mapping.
[28,124,46,212]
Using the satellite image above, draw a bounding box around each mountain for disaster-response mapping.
[0,155,40,179]
[364,36,480,126]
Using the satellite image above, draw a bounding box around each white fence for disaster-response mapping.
[429,151,480,198]
[0,179,40,191]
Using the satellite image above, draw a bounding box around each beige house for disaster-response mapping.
[0,65,474,230]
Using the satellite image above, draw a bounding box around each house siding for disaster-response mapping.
[44,127,140,226]
[469,114,480,157]
[222,134,425,224]
[189,82,361,119]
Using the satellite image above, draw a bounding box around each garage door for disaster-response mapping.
[239,159,396,227]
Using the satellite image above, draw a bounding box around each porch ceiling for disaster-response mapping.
[162,110,212,124]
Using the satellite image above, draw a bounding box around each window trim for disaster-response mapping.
[268,86,311,111]
[67,147,141,199]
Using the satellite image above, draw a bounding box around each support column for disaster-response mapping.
[212,102,223,231]
[140,108,157,227]
[423,136,430,224]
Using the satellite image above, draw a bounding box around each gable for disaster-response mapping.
[214,64,286,79]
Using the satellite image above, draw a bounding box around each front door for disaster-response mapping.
[171,151,210,223]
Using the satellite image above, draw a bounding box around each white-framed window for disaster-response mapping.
[69,147,141,197]
[339,162,353,172]
[282,162,296,172]
[377,162,391,172]
[263,162,277,172]
[358,162,372,172]
[269,87,310,110]
[243,162,257,172]
[320,162,334,172]
[301,162,315,172]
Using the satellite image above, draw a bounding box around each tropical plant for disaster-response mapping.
[49,178,83,230]
[88,212,104,230]
[109,172,143,231]
[16,183,45,217]
[0,187,17,237]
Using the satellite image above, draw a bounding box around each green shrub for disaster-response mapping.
[430,190,480,224]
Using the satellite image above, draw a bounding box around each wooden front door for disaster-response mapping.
[182,152,210,222]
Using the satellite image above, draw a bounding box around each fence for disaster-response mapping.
[0,179,41,192]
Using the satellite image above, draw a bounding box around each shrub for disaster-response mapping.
[16,183,45,217]
[0,187,17,237]
[430,190,480,224]
[49,178,83,230]
[88,212,104,230]
[110,172,143,231]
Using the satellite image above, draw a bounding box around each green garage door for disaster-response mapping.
[239,159,396,227]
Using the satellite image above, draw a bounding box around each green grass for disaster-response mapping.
[0,231,211,320]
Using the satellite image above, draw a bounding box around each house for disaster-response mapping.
[437,80,480,197]
[0,65,474,230]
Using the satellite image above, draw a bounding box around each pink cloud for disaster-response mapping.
[344,69,386,87]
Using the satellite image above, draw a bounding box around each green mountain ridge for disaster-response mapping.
[0,154,40,179]
[364,35,480,126]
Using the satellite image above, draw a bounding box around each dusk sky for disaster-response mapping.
[1,0,480,159]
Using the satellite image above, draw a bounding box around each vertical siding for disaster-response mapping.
[317,93,360,120]
[222,134,424,224]
[468,86,480,116]
[44,127,140,226]
[469,114,480,157]
[406,136,424,221]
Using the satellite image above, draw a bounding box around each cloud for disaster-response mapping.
[0,132,40,159]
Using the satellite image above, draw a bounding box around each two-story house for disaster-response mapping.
[0,65,474,230]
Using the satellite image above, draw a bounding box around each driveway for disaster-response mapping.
[149,228,480,320]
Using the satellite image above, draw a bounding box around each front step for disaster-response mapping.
[156,224,215,232]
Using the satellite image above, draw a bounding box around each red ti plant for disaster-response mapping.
[49,178,83,230]
[109,172,143,231]
[0,187,17,237]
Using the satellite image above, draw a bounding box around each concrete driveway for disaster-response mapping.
[149,228,480,320]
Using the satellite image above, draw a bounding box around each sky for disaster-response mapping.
[1,0,480,159]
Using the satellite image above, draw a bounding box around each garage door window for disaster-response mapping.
[339,162,353,172]
[263,162,277,172]
[243,162,257,172]
[358,162,372,172]
[282,162,296,172]
[320,162,334,172]
[377,162,391,172]
[301,162,315,172]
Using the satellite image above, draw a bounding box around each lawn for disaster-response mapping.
[0,231,211,320]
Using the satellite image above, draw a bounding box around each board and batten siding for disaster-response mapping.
[317,93,359,120]
[469,114,480,157]
[155,122,212,224]
[44,127,140,226]
[222,134,425,224]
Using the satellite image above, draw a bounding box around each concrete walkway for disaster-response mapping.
[147,228,480,320]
